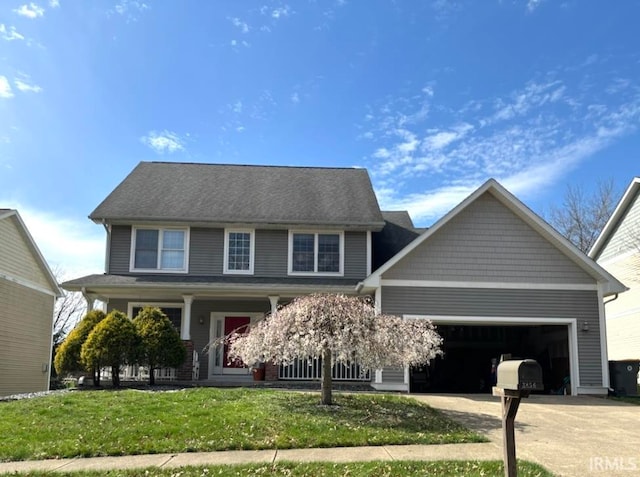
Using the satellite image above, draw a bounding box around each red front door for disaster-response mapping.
[223,316,250,368]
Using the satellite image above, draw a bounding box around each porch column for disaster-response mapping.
[181,295,193,340]
[268,295,279,314]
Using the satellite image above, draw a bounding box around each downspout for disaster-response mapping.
[102,221,111,274]
[604,293,619,305]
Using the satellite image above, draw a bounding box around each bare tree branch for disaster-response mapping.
[550,179,619,253]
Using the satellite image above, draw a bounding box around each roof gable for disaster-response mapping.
[589,177,640,261]
[90,162,385,229]
[0,209,62,296]
[360,179,627,296]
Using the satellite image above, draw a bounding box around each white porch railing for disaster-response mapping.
[279,356,371,381]
[100,365,176,381]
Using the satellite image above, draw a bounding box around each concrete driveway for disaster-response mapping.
[411,394,640,477]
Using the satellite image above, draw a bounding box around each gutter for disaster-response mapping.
[604,293,619,306]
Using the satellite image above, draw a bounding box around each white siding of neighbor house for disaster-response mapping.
[598,257,640,360]
[598,191,640,263]
[0,216,51,290]
[0,279,55,396]
[383,192,594,284]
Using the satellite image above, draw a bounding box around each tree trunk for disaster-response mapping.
[321,347,333,405]
[112,365,120,387]
[149,366,155,386]
[93,367,101,387]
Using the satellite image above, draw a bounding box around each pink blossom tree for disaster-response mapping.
[227,293,442,405]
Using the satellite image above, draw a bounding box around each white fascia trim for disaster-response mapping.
[370,382,408,392]
[223,228,255,275]
[0,271,59,297]
[381,279,598,291]
[589,177,640,259]
[597,284,610,389]
[405,314,581,395]
[129,226,190,274]
[1,211,62,296]
[287,230,345,277]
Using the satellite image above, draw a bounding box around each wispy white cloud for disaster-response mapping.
[291,92,299,104]
[230,39,250,48]
[526,0,544,12]
[14,78,43,93]
[365,64,640,224]
[230,17,250,33]
[49,0,60,8]
[13,3,45,18]
[110,0,149,21]
[261,5,292,19]
[141,130,185,154]
[0,76,14,98]
[0,24,25,41]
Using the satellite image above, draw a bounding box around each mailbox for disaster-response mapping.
[496,359,543,392]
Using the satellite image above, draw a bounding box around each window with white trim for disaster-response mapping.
[289,231,343,275]
[224,229,254,274]
[131,227,188,272]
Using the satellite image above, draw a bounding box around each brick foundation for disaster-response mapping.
[176,340,194,381]
[265,362,279,381]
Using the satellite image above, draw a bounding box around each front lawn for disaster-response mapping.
[0,388,485,461]
[0,461,555,477]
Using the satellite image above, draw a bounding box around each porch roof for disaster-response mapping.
[61,273,361,300]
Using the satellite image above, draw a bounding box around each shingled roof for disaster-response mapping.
[90,162,385,229]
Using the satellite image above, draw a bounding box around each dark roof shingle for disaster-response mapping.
[90,162,384,229]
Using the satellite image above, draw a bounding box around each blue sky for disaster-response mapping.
[1,0,639,279]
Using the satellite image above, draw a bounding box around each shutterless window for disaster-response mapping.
[227,232,251,271]
[291,232,341,274]
[133,228,186,271]
[292,233,315,272]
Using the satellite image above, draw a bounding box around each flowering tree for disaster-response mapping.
[227,293,442,405]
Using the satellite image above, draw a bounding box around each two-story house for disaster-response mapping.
[63,161,626,395]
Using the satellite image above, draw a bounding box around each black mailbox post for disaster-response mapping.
[493,359,543,477]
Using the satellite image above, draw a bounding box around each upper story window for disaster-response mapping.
[224,229,254,274]
[131,227,189,272]
[289,231,343,275]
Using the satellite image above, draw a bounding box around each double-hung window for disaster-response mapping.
[224,229,254,274]
[289,231,343,275]
[131,227,188,272]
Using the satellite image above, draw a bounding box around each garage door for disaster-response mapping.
[410,324,570,394]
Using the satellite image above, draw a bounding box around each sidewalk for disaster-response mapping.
[0,443,501,473]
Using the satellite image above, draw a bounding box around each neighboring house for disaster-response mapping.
[589,177,639,364]
[62,162,625,395]
[0,209,62,396]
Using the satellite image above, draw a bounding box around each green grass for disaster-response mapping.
[0,461,555,477]
[0,388,484,461]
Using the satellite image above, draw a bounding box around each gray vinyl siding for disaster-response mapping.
[190,228,223,275]
[108,225,368,280]
[384,193,594,284]
[255,230,288,276]
[599,191,640,262]
[344,231,367,279]
[381,287,603,387]
[109,225,131,274]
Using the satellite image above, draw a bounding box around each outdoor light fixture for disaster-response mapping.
[581,321,589,332]
[198,315,205,325]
